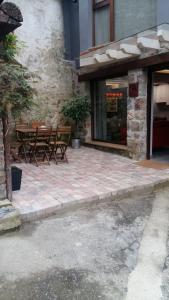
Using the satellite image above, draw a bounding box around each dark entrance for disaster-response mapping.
[148,65,169,162]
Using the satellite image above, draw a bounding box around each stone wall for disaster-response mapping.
[10,0,74,126]
[0,119,6,200]
[127,69,148,160]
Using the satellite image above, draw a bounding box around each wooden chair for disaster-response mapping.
[49,126,71,163]
[29,127,52,167]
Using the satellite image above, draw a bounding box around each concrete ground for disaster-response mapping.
[1,187,169,299]
[12,147,169,221]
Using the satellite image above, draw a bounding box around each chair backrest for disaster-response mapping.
[15,123,29,141]
[15,123,29,130]
[33,127,52,146]
[31,121,46,129]
[57,126,72,145]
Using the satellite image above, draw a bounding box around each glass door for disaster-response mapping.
[94,76,128,145]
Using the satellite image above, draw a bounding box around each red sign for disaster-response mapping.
[106,92,124,98]
[129,83,139,97]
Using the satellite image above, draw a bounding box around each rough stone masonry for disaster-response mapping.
[127,69,148,160]
[11,0,75,127]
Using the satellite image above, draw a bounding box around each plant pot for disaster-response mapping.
[11,166,22,191]
[71,138,80,149]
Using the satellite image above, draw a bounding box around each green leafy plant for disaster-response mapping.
[0,62,35,118]
[0,33,24,61]
[0,32,34,117]
[62,95,91,138]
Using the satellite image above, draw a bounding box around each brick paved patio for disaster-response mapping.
[12,147,169,221]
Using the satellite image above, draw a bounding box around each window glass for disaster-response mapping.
[94,77,128,145]
[94,6,110,45]
[114,0,157,40]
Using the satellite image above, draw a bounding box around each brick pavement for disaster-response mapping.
[12,147,169,221]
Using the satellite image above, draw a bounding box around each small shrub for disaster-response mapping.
[61,95,91,138]
[0,63,35,118]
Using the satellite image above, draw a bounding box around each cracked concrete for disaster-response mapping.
[0,191,153,300]
[0,188,169,299]
[126,188,169,300]
[162,234,169,300]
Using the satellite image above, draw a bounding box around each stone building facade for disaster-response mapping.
[77,1,169,161]
[78,0,169,161]
[11,0,75,126]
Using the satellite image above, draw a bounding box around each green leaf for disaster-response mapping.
[61,94,91,136]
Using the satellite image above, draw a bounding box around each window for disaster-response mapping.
[93,0,114,46]
[115,0,157,40]
[93,76,128,145]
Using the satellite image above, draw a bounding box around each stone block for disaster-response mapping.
[0,175,5,185]
[0,183,6,200]
[134,110,146,121]
[0,206,21,232]
[134,133,140,140]
[128,72,138,84]
[139,85,147,97]
[135,97,146,110]
[0,199,11,208]
[127,137,147,160]
[127,110,135,121]
[131,120,140,132]
[127,98,134,110]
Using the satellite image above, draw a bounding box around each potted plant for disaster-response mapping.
[61,94,91,149]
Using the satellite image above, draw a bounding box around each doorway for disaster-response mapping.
[151,68,169,162]
[93,76,128,145]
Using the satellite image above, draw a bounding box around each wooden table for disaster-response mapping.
[16,128,36,134]
[16,127,56,136]
[16,128,55,134]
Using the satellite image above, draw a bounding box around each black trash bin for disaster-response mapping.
[11,166,22,191]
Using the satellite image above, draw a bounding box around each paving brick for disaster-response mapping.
[12,147,169,222]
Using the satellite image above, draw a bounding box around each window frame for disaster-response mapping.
[92,0,114,46]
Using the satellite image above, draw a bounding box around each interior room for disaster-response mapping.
[152,69,169,162]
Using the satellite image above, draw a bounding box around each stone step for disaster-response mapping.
[0,199,11,208]
[0,204,21,233]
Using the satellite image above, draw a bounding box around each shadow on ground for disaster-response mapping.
[0,191,154,300]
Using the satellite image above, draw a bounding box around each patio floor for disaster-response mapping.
[12,147,169,221]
